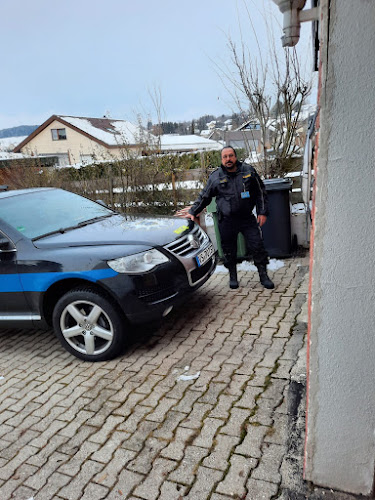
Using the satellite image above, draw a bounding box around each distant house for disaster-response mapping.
[206,120,216,130]
[199,129,212,138]
[208,120,266,154]
[224,119,233,130]
[13,115,147,166]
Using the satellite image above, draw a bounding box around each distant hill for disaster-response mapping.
[0,125,39,139]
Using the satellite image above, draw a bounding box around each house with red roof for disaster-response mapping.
[13,115,148,166]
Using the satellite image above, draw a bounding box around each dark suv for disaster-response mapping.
[0,188,216,361]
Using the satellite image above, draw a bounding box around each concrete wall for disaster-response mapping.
[305,0,375,495]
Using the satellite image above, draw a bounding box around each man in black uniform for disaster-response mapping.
[186,146,274,290]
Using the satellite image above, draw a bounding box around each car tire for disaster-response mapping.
[53,287,127,361]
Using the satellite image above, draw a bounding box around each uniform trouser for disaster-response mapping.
[218,215,269,268]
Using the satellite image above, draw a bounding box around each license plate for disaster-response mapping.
[195,243,215,267]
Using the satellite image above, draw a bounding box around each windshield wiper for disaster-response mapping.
[76,214,115,227]
[32,214,115,241]
[32,227,73,241]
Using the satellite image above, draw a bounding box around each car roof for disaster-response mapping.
[0,187,58,199]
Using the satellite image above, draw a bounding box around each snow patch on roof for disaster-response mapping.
[0,136,27,151]
[158,134,222,151]
[59,116,144,146]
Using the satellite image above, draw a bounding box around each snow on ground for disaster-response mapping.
[95,180,203,194]
[291,202,312,213]
[215,259,284,274]
[291,203,306,214]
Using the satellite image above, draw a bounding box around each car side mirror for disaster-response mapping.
[0,234,16,253]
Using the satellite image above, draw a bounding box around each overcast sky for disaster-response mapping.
[0,0,315,130]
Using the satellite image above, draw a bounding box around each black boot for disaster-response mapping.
[257,265,274,289]
[228,264,239,289]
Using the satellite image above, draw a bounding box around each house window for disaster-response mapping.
[51,128,67,141]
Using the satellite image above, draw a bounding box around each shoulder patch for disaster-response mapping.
[243,173,252,179]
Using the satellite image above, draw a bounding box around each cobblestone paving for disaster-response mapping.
[0,257,319,500]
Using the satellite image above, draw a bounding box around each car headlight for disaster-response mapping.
[107,249,169,273]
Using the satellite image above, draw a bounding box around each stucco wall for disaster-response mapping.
[20,120,137,164]
[305,0,375,495]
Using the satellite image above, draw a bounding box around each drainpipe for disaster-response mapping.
[271,0,320,47]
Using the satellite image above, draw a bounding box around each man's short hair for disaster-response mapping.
[221,145,237,157]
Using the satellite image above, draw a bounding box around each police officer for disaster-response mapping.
[185,146,274,290]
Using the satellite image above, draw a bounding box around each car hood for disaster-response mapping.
[33,214,195,249]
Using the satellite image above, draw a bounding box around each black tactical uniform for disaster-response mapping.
[189,160,273,289]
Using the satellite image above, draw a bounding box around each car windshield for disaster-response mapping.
[0,189,114,239]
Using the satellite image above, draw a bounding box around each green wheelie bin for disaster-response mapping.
[206,198,249,262]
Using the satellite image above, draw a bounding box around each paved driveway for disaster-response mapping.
[0,257,317,500]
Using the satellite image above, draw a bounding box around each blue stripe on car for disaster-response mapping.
[0,269,118,293]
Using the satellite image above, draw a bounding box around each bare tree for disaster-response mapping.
[148,85,165,152]
[220,3,311,177]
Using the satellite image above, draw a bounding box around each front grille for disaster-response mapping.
[163,224,215,287]
[165,224,207,258]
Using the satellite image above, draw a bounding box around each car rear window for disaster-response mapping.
[0,189,113,239]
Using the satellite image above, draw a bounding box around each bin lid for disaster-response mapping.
[263,178,293,191]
